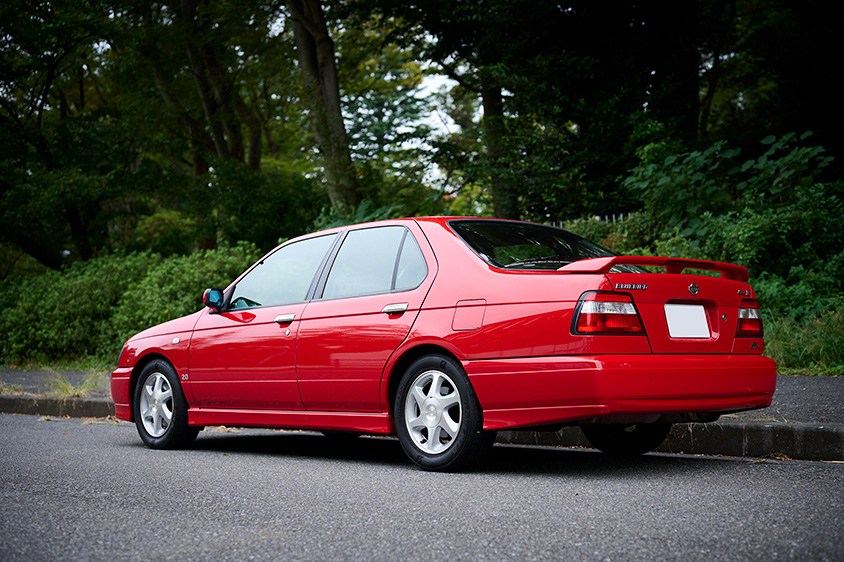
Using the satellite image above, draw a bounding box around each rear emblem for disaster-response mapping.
[688,283,700,296]
[615,283,647,290]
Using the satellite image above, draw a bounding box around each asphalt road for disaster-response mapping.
[1,414,842,562]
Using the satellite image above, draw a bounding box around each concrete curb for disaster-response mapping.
[2,395,841,461]
[498,421,844,462]
[0,395,114,419]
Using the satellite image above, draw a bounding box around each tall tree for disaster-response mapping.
[287,0,361,209]
[0,0,127,267]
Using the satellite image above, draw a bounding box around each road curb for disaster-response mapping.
[0,395,114,418]
[2,395,841,461]
[497,421,844,462]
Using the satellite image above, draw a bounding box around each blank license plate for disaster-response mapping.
[664,304,710,338]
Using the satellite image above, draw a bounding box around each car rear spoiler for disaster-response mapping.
[558,256,749,282]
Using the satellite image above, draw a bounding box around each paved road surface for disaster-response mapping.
[1,414,842,561]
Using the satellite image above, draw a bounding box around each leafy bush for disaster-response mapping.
[0,252,159,363]
[109,242,262,347]
[563,211,654,255]
[312,199,404,231]
[622,132,834,240]
[764,310,844,376]
[0,242,261,365]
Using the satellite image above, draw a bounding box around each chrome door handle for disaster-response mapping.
[382,303,409,315]
[274,313,296,324]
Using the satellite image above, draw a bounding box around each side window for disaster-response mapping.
[322,226,428,299]
[229,234,336,309]
[395,233,428,291]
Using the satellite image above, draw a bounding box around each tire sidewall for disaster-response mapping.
[395,354,485,471]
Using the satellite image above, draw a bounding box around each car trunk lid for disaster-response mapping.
[560,256,757,354]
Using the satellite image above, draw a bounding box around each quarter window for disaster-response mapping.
[229,234,337,309]
[395,232,428,291]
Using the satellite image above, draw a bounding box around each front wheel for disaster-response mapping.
[581,423,672,456]
[395,354,495,471]
[133,359,199,449]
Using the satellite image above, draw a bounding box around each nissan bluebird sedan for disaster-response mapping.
[112,217,777,470]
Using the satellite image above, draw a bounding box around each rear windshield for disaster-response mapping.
[449,219,616,270]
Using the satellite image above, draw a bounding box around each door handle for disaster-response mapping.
[382,303,409,315]
[274,313,296,324]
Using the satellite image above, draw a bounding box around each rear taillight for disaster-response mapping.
[574,292,645,335]
[736,299,763,337]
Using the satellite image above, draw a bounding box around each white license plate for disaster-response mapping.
[664,304,710,338]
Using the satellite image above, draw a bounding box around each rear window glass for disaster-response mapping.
[449,219,617,270]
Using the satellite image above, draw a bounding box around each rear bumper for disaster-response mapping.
[464,354,777,430]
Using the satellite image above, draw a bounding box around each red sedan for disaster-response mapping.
[112,217,776,470]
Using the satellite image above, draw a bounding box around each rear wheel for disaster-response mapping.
[133,359,199,449]
[581,423,672,456]
[395,354,495,471]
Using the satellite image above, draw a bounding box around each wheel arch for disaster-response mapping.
[128,353,180,421]
[386,344,463,418]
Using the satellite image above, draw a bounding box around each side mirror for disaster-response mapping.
[202,288,224,312]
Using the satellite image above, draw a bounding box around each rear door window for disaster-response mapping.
[322,226,428,299]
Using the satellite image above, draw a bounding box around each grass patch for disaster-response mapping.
[0,382,25,395]
[48,372,103,398]
[764,309,844,375]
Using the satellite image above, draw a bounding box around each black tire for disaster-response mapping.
[133,359,199,449]
[581,422,672,456]
[394,354,496,471]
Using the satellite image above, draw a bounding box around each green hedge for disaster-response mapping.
[0,242,261,365]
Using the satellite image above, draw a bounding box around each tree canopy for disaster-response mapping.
[1,0,841,272]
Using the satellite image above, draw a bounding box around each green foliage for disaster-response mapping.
[563,212,653,254]
[0,252,160,363]
[622,132,833,240]
[312,200,405,231]
[110,242,263,347]
[0,243,261,364]
[131,210,199,257]
[203,160,326,251]
[764,311,844,376]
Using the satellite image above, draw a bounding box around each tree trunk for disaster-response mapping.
[64,201,93,261]
[179,0,231,160]
[287,0,361,209]
[481,79,517,219]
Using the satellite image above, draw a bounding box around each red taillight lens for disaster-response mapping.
[736,299,763,337]
[574,292,645,335]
